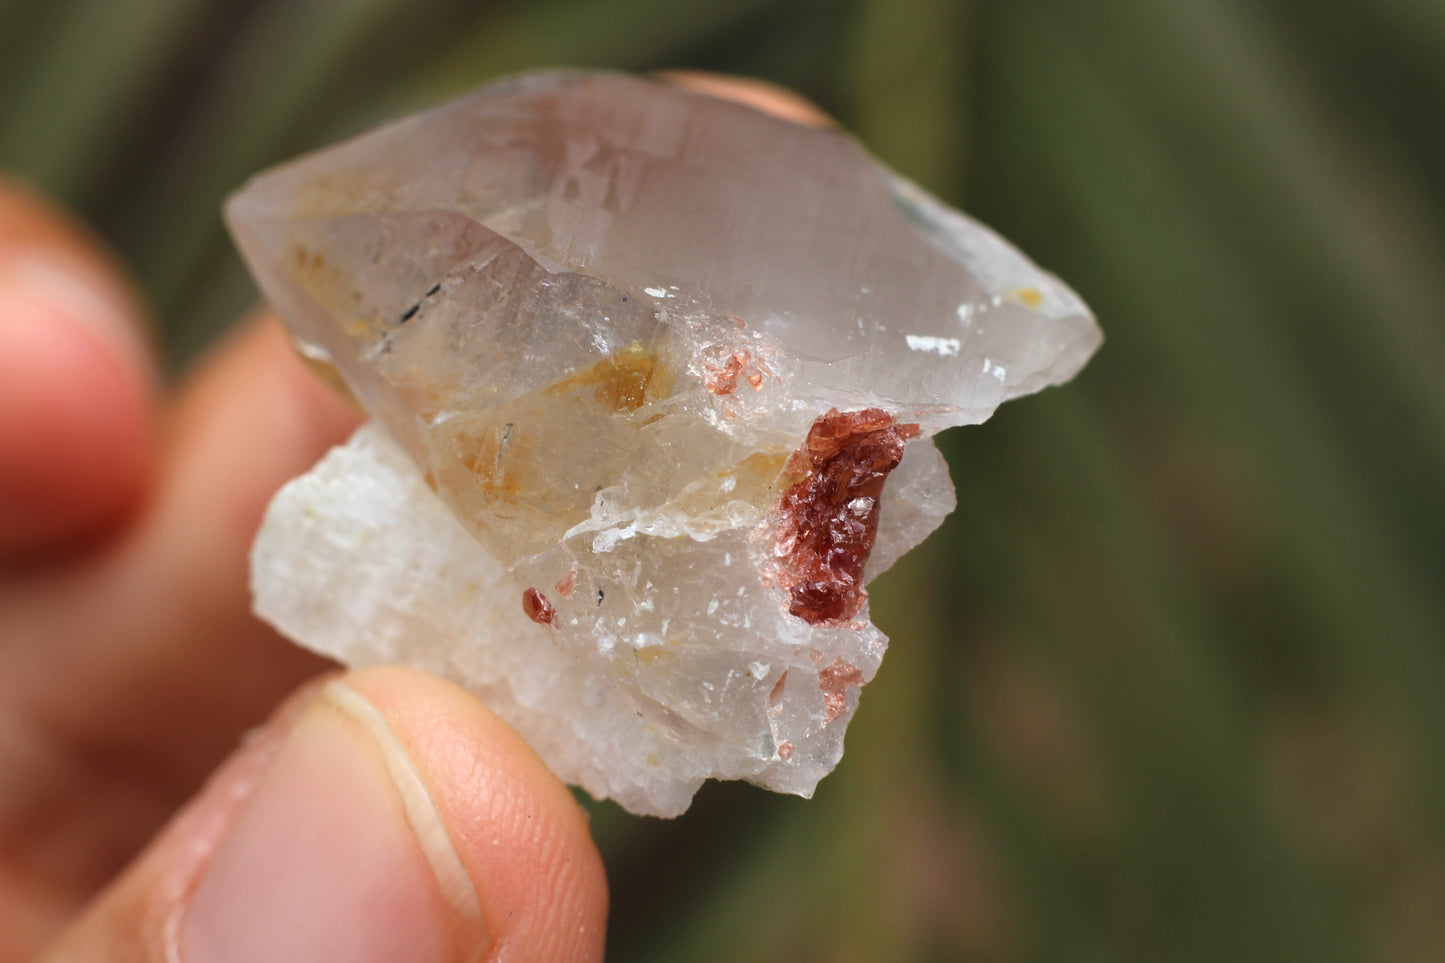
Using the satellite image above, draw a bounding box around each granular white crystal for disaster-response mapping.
[229,70,1100,817]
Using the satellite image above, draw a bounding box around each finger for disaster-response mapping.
[36,668,608,963]
[4,313,362,769]
[0,314,360,947]
[655,69,835,128]
[0,177,159,564]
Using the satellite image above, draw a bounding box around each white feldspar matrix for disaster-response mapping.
[229,70,1100,816]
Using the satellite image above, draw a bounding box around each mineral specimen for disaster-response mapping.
[229,70,1100,817]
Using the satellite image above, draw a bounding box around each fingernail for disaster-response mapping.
[181,681,489,963]
[0,252,154,381]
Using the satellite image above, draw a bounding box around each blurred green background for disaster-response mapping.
[4,0,1443,959]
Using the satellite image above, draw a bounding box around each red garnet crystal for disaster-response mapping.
[770,409,920,624]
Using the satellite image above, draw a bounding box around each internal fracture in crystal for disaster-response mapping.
[230,70,1100,817]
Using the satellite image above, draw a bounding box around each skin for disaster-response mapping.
[0,74,828,961]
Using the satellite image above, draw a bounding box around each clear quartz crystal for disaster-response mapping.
[229,70,1100,816]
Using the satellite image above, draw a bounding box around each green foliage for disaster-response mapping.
[5,0,1442,958]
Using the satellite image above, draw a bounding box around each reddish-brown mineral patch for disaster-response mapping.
[702,344,770,396]
[522,587,556,625]
[703,347,751,395]
[555,568,577,599]
[769,408,920,624]
[818,658,865,724]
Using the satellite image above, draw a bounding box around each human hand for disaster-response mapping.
[0,72,827,963]
[0,174,608,962]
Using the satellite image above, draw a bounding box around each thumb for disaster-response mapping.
[36,668,608,963]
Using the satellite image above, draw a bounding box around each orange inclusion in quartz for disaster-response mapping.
[522,587,556,625]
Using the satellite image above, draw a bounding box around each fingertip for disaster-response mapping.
[0,239,159,564]
[342,667,609,963]
[242,310,363,443]
[176,310,361,451]
[656,69,836,129]
[164,311,363,557]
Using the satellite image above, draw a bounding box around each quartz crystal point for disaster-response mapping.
[229,70,1100,817]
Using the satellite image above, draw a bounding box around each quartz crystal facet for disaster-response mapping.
[228,70,1100,816]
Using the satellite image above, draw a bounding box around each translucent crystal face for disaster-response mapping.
[231,70,1100,816]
